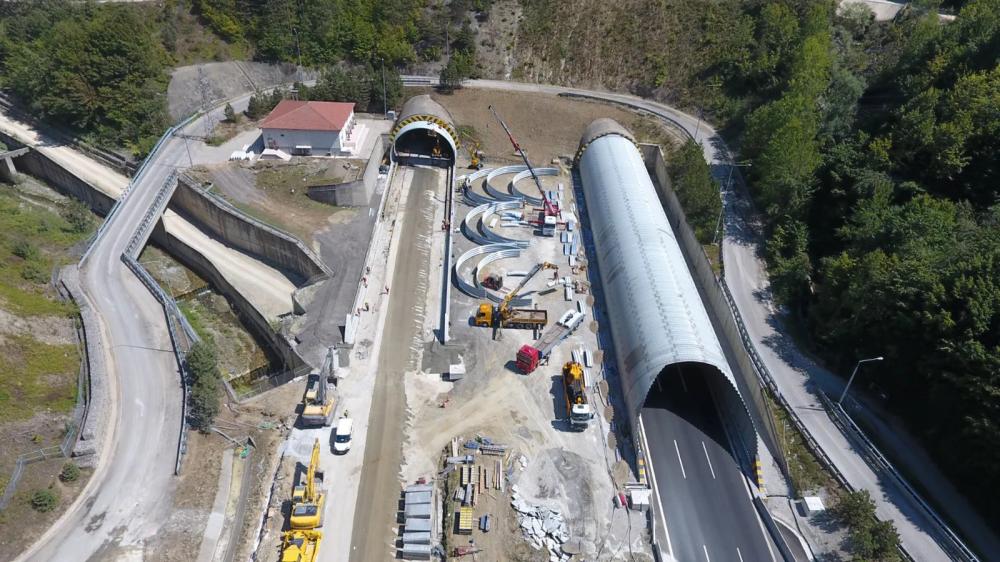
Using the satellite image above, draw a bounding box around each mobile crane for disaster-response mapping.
[562,361,594,430]
[475,262,556,335]
[489,105,559,218]
[290,439,325,529]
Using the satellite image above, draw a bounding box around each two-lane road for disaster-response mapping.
[642,371,774,562]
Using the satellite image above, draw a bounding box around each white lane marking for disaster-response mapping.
[737,547,744,562]
[673,439,686,479]
[680,372,688,392]
[702,441,716,479]
[134,398,145,417]
[638,416,673,558]
[703,544,711,561]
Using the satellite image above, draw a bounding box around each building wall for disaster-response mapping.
[263,128,340,155]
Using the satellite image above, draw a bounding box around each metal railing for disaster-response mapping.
[822,393,979,562]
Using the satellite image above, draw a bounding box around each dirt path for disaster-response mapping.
[348,167,439,561]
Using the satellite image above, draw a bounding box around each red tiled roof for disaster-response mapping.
[260,100,355,132]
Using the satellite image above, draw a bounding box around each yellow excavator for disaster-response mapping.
[290,439,325,529]
[469,141,484,169]
[475,262,556,335]
[280,529,322,562]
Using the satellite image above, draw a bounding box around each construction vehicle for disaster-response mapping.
[562,361,594,430]
[481,273,503,290]
[290,439,325,529]
[469,141,484,169]
[516,310,586,374]
[280,530,322,562]
[300,373,336,427]
[489,105,559,217]
[475,262,556,332]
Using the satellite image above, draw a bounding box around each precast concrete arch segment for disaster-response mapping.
[391,95,458,164]
[577,119,759,462]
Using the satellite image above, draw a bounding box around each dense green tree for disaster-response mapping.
[668,140,721,243]
[0,3,170,154]
[186,340,221,432]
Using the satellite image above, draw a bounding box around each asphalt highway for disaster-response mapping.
[642,370,774,562]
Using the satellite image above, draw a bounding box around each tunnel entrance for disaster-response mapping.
[393,128,455,168]
[641,363,774,562]
[642,362,757,472]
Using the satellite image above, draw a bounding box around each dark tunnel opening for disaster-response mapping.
[642,362,743,465]
[641,363,774,562]
[394,128,454,164]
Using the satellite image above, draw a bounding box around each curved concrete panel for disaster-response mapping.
[577,119,758,459]
[511,168,560,205]
[480,200,530,247]
[484,166,525,201]
[453,243,521,302]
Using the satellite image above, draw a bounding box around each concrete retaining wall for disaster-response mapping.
[173,175,329,282]
[57,266,108,466]
[639,143,786,470]
[308,135,386,207]
[150,221,308,374]
[0,134,116,216]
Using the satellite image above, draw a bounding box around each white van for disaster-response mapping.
[333,417,353,454]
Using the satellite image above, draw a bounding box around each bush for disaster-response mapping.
[186,340,221,432]
[20,261,47,284]
[61,200,93,234]
[224,103,238,123]
[11,239,37,260]
[833,490,901,560]
[30,488,58,512]
[59,462,80,483]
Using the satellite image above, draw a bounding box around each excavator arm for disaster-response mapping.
[306,439,320,501]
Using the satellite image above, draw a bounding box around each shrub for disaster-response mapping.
[20,261,47,283]
[61,200,93,234]
[12,239,37,260]
[186,340,221,432]
[59,462,80,483]
[30,488,58,512]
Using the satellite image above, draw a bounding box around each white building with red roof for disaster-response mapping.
[260,100,358,156]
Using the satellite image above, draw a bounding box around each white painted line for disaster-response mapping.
[702,441,716,479]
[680,372,688,392]
[674,439,687,479]
[703,544,711,561]
[638,416,673,558]
[737,547,744,562]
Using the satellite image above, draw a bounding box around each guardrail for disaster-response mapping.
[821,393,979,562]
[118,170,198,475]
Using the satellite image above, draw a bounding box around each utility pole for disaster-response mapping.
[380,56,388,118]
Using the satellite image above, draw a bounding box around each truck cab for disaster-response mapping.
[475,303,494,327]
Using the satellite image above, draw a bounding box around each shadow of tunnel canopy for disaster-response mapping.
[643,361,759,476]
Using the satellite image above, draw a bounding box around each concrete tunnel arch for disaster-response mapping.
[390,95,458,167]
[576,118,760,470]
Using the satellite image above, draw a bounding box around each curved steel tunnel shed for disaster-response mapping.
[391,95,458,166]
[576,119,759,463]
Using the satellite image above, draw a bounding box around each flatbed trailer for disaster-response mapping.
[516,310,585,373]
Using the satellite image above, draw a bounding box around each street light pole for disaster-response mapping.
[838,356,884,406]
[380,57,387,118]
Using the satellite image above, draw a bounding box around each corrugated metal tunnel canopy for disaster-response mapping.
[391,95,457,165]
[577,119,758,460]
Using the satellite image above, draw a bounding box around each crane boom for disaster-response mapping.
[500,262,555,312]
[488,105,559,216]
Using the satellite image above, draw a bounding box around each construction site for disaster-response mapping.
[246,88,789,562]
[1,76,806,562]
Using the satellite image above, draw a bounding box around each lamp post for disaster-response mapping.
[838,356,884,406]
[380,56,388,118]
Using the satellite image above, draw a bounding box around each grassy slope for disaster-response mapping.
[0,186,92,423]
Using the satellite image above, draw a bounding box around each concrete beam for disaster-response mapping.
[0,156,19,183]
